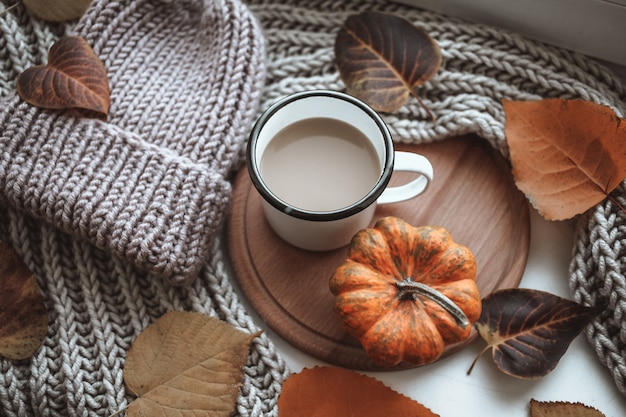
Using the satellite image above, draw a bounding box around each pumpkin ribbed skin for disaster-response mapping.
[329,216,481,367]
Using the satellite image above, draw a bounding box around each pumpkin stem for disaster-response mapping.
[396,278,469,329]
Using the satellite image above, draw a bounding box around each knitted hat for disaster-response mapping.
[1,4,289,417]
[0,0,265,285]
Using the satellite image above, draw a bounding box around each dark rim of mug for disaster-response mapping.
[246,90,394,222]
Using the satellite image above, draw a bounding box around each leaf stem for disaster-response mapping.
[414,94,436,121]
[608,193,626,217]
[107,404,130,417]
[466,345,491,375]
[0,1,20,15]
[395,277,469,328]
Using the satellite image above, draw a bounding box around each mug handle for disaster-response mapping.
[377,151,433,205]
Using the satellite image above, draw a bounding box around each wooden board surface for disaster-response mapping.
[226,135,530,371]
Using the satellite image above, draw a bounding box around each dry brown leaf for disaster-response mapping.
[124,311,260,417]
[0,242,48,361]
[530,398,606,417]
[504,98,626,220]
[278,366,439,416]
[23,0,92,22]
[468,288,599,379]
[335,11,441,117]
[17,36,110,118]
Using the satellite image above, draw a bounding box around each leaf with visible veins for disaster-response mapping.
[467,288,600,379]
[123,311,260,417]
[504,98,626,220]
[17,36,110,118]
[335,11,441,117]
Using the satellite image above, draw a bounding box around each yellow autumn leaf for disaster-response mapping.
[123,311,260,417]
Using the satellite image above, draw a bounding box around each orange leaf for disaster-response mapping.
[17,36,110,118]
[0,243,48,361]
[504,98,626,220]
[278,366,439,417]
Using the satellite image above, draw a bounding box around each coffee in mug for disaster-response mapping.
[247,90,434,251]
[259,117,380,212]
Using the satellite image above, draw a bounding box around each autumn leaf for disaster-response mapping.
[23,0,92,22]
[504,98,626,220]
[467,288,600,379]
[530,399,606,417]
[278,366,439,416]
[123,311,260,417]
[17,36,110,118]
[0,242,48,361]
[334,11,441,117]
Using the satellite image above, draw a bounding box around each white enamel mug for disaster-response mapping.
[247,90,433,251]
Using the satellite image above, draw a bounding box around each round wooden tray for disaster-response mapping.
[226,135,530,371]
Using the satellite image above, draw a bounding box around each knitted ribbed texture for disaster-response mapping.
[1,0,266,285]
[1,0,626,416]
[0,1,289,416]
[570,189,626,394]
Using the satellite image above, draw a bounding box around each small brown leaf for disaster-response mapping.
[123,311,259,417]
[530,399,606,417]
[335,11,441,116]
[0,243,48,361]
[278,366,439,416]
[23,0,92,22]
[504,98,626,220]
[17,36,110,118]
[467,288,600,379]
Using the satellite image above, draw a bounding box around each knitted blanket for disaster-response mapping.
[0,0,288,415]
[1,0,625,416]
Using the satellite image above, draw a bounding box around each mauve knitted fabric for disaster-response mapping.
[0,0,265,285]
[0,1,289,416]
[2,0,626,416]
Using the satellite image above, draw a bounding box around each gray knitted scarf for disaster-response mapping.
[1,0,625,416]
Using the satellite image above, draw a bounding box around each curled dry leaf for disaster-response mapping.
[504,98,626,220]
[17,36,110,118]
[123,311,260,417]
[279,366,439,417]
[23,0,92,22]
[468,288,600,379]
[335,11,441,117]
[0,243,48,361]
[530,399,606,417]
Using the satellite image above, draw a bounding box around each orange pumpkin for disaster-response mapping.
[329,216,481,367]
